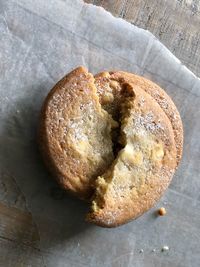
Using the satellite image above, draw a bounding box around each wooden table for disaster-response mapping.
[85,0,200,77]
[0,1,199,266]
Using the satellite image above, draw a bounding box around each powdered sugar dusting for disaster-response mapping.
[158,98,169,109]
[134,112,164,133]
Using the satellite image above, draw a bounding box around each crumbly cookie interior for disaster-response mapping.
[68,96,117,181]
[89,77,173,216]
[63,75,119,193]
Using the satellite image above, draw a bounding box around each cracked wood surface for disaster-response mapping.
[85,0,200,77]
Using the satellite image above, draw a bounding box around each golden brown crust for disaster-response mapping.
[95,71,183,167]
[87,177,171,227]
[87,83,177,227]
[39,67,183,227]
[39,67,115,199]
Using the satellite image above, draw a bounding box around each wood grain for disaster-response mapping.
[85,0,200,77]
[0,171,41,255]
[0,202,40,247]
[0,171,27,211]
[0,202,42,266]
[0,239,43,267]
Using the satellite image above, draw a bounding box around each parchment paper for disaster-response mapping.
[0,0,200,266]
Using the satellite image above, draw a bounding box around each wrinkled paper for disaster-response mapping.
[0,0,200,266]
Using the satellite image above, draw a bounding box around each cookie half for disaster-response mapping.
[39,67,117,199]
[87,82,177,227]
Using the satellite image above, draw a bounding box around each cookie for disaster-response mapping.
[39,66,183,227]
[39,67,117,199]
[87,81,177,227]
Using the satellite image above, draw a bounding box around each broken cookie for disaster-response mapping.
[38,66,183,227]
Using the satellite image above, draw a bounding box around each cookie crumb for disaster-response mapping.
[161,246,169,252]
[158,207,166,216]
